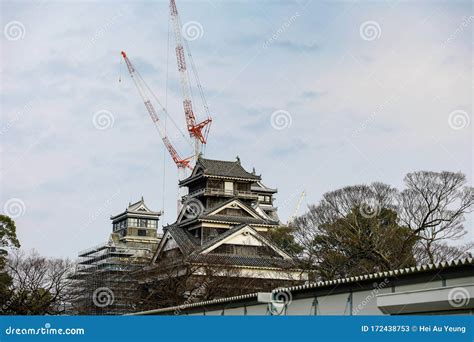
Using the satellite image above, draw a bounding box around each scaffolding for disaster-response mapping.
[71,234,160,315]
[71,198,162,315]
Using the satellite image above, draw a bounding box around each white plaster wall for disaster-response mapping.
[222,307,246,316]
[204,309,223,316]
[313,293,351,315]
[352,288,392,315]
[245,304,267,315]
[447,277,474,286]
[286,297,314,316]
[395,280,442,293]
[225,234,263,246]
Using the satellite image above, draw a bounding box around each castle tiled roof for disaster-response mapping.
[110,197,162,220]
[189,254,297,269]
[165,225,200,255]
[177,197,279,227]
[158,222,295,270]
[180,157,261,185]
[198,215,277,225]
[133,257,474,315]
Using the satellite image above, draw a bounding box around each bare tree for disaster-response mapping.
[5,249,76,315]
[292,182,401,270]
[398,171,473,263]
[414,241,473,265]
[137,255,300,311]
[291,174,473,278]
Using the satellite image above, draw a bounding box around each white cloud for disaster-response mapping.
[1,0,471,257]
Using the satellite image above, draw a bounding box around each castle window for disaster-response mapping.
[224,181,234,194]
[147,220,157,228]
[258,195,265,202]
[138,219,147,227]
[128,218,138,227]
[137,229,147,237]
[236,182,249,191]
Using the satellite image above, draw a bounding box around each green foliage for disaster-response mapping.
[314,207,417,280]
[266,226,303,257]
[5,288,54,315]
[0,215,20,256]
[0,215,20,313]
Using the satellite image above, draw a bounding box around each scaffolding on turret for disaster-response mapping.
[70,198,162,315]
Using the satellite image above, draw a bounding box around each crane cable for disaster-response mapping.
[184,37,210,119]
[135,67,191,146]
[182,34,210,155]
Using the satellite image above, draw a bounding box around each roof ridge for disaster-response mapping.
[199,156,238,163]
[134,257,473,315]
[272,257,474,294]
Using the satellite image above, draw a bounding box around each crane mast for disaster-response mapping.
[121,51,192,176]
[169,0,212,161]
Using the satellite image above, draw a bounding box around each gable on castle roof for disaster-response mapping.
[198,224,291,260]
[176,197,278,225]
[110,197,162,221]
[152,225,200,262]
[180,157,261,185]
[153,222,292,267]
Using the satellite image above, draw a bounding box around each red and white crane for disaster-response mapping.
[121,50,192,179]
[169,0,212,161]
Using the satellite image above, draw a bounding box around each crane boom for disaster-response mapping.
[169,0,212,160]
[287,190,306,224]
[121,51,192,171]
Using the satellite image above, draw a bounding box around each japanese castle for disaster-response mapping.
[74,157,306,313]
[150,157,303,280]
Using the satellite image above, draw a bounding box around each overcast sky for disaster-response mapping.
[1,0,472,258]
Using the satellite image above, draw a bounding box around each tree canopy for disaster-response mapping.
[274,171,473,280]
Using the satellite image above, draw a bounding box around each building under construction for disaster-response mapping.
[72,0,306,314]
[71,198,162,315]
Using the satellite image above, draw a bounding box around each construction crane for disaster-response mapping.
[287,190,306,225]
[121,51,192,179]
[169,0,212,161]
